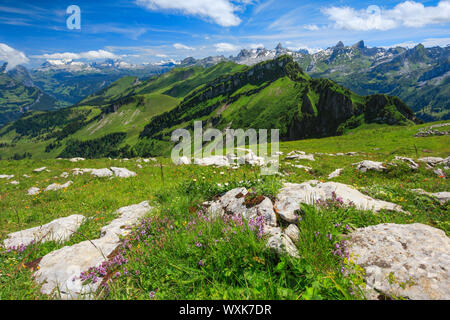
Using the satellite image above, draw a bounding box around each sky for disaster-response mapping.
[0,0,449,69]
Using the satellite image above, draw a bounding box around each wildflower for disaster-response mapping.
[198,260,204,267]
[149,291,156,299]
[195,242,202,248]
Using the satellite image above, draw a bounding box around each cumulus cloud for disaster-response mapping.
[32,50,118,60]
[322,1,450,31]
[249,43,265,49]
[0,43,29,71]
[136,0,242,27]
[304,24,320,31]
[214,42,240,52]
[173,43,195,50]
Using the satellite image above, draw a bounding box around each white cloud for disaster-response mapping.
[214,42,240,52]
[32,50,118,60]
[304,24,320,31]
[322,1,450,31]
[386,37,450,48]
[136,0,242,27]
[249,43,264,49]
[173,43,195,50]
[0,43,29,71]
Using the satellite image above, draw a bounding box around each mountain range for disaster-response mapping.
[185,41,449,121]
[0,59,176,126]
[1,40,447,128]
[0,55,418,160]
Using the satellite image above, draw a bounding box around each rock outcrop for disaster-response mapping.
[347,223,450,300]
[34,201,152,299]
[275,181,405,223]
[3,215,85,248]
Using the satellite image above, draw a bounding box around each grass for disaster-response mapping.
[0,122,448,300]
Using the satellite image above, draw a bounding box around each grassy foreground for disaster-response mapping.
[0,122,448,300]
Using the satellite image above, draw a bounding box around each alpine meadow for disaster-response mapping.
[0,0,449,305]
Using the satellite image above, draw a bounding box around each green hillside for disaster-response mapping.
[0,72,59,127]
[0,56,418,160]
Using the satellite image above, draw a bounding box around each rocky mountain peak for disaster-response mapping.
[352,40,365,49]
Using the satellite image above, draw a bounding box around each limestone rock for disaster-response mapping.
[175,156,191,165]
[90,168,113,178]
[412,189,450,204]
[3,215,85,248]
[394,157,419,170]
[44,181,73,192]
[353,161,386,172]
[34,201,152,299]
[60,172,69,178]
[284,224,300,243]
[328,168,343,179]
[418,157,444,166]
[110,167,137,178]
[9,180,19,185]
[27,187,40,196]
[0,174,14,179]
[347,223,450,300]
[33,167,47,173]
[292,164,312,171]
[275,181,405,223]
[194,156,229,167]
[72,168,94,176]
[70,158,85,163]
[266,233,299,258]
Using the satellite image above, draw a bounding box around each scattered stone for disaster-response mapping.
[0,174,14,179]
[275,181,405,223]
[72,168,94,176]
[266,233,299,258]
[9,180,19,185]
[347,223,450,300]
[194,156,229,167]
[175,156,191,165]
[90,168,113,178]
[33,167,47,173]
[3,215,85,248]
[328,168,343,179]
[23,174,31,178]
[291,164,312,171]
[206,188,277,227]
[70,158,85,163]
[353,160,386,173]
[27,187,40,196]
[433,168,446,178]
[44,181,73,192]
[34,201,152,299]
[415,123,450,137]
[284,224,300,243]
[418,157,444,166]
[110,167,137,178]
[412,189,450,204]
[286,152,315,161]
[60,172,69,178]
[393,157,419,170]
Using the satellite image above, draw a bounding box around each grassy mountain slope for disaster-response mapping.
[0,56,418,160]
[0,72,59,127]
[140,55,417,145]
[0,62,244,159]
[307,45,450,121]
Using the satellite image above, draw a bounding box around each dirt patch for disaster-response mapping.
[244,194,265,208]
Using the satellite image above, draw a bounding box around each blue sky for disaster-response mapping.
[0,0,449,69]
